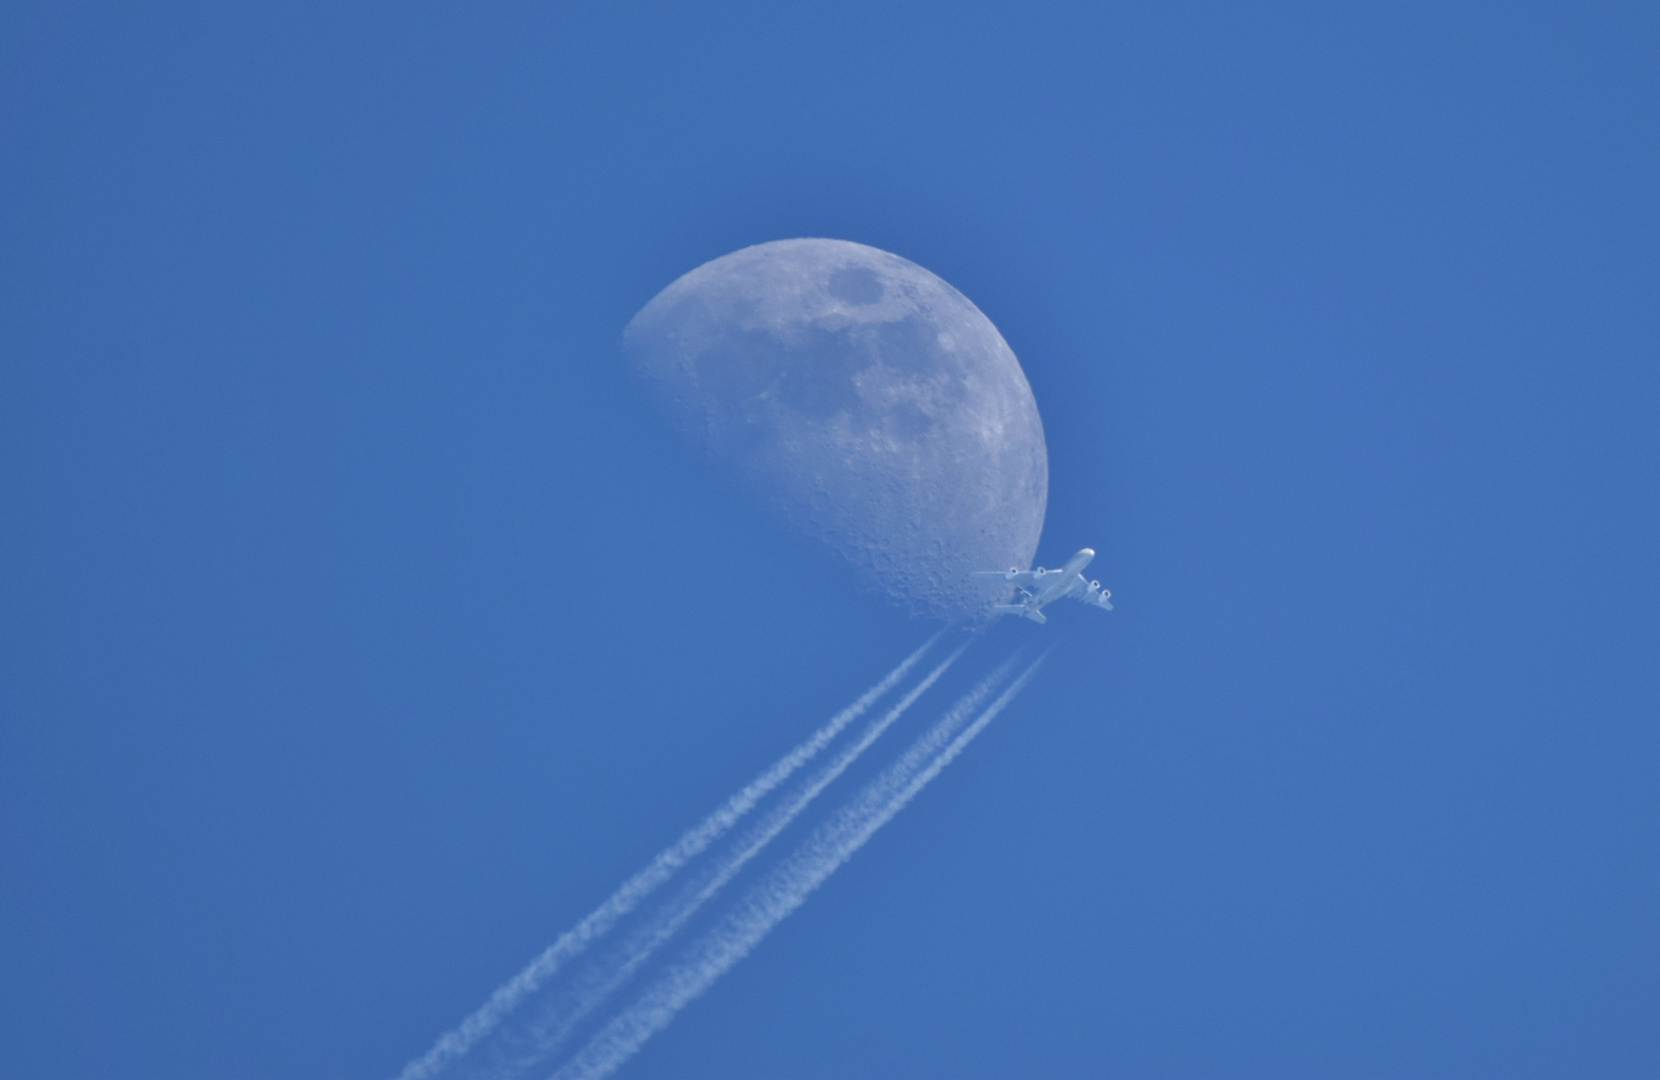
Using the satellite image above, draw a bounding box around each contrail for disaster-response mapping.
[551,652,1048,1080]
[495,641,979,1075]
[396,633,943,1080]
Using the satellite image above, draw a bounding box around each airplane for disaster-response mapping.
[972,547,1113,625]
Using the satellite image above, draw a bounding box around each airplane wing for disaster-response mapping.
[1063,573,1113,610]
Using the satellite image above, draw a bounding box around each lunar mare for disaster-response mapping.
[623,238,1047,620]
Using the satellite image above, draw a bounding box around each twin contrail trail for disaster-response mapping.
[488,640,972,1076]
[396,633,942,1080]
[549,652,1048,1080]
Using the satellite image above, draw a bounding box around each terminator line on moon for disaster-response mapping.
[623,237,1108,623]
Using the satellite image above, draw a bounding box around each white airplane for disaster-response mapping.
[972,547,1113,625]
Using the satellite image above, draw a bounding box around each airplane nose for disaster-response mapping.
[1079,547,1095,558]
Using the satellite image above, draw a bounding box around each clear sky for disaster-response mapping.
[3,3,1657,1077]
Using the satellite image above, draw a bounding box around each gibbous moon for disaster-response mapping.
[623,238,1047,620]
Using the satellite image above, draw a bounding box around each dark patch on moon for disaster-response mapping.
[828,266,885,305]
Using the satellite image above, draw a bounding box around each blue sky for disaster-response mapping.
[3,2,1657,1077]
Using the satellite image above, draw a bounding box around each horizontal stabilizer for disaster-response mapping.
[992,604,1047,625]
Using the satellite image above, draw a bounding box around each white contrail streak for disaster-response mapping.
[551,652,1048,1080]
[396,633,943,1080]
[500,641,977,1074]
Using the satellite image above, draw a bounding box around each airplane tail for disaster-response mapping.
[992,604,1047,625]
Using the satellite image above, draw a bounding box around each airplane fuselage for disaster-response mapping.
[1027,548,1096,606]
[973,547,1113,624]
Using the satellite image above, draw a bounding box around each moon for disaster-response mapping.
[622,238,1047,621]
